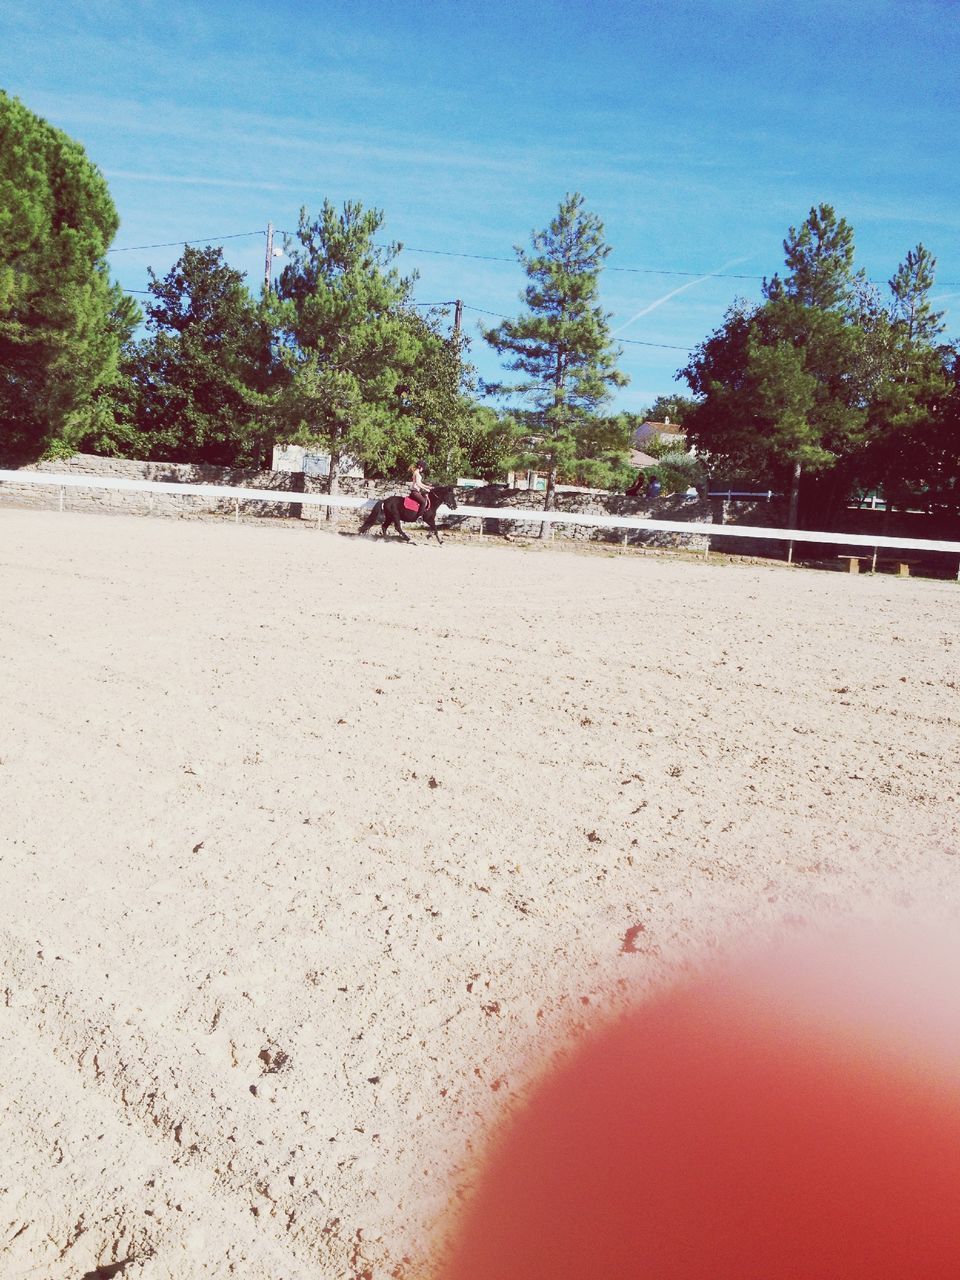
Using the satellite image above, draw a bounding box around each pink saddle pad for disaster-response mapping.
[403,496,421,514]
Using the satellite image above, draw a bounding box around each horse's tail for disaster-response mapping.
[358,500,382,534]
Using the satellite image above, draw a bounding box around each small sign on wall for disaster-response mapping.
[272,444,363,478]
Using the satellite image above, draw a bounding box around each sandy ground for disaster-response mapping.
[2,507,959,1279]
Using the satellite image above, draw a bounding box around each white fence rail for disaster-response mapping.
[3,470,960,565]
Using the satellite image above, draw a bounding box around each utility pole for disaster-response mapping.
[453,298,463,339]
[263,222,275,295]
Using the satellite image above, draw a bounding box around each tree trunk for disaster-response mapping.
[540,357,564,540]
[326,446,341,523]
[257,429,271,471]
[787,460,801,563]
[539,461,558,540]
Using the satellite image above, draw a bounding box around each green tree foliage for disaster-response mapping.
[273,200,467,495]
[641,394,700,425]
[853,246,951,508]
[0,90,133,459]
[128,245,276,466]
[647,449,708,496]
[932,350,960,510]
[51,286,143,458]
[764,203,862,311]
[484,193,628,523]
[889,244,944,348]
[682,206,873,525]
[682,210,960,525]
[457,405,525,481]
[388,314,484,481]
[568,413,637,490]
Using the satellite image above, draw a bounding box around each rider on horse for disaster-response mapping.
[409,458,433,518]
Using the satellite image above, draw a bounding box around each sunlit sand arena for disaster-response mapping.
[2,506,959,1279]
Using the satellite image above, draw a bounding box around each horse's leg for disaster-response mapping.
[425,516,443,545]
[359,502,380,535]
[385,510,410,542]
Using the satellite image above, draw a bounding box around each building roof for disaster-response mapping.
[631,420,686,450]
[629,449,658,468]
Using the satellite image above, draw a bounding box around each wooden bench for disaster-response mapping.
[838,555,919,577]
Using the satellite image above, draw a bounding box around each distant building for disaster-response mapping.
[630,419,692,454]
[628,448,658,469]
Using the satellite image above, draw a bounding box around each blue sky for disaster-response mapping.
[3,0,959,412]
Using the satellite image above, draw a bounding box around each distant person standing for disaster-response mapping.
[646,475,662,499]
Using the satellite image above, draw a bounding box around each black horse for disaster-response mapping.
[358,485,459,544]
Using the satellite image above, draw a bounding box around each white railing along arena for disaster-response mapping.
[2,470,959,575]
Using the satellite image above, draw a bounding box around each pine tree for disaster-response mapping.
[855,245,951,508]
[888,244,944,349]
[129,245,276,465]
[764,203,862,312]
[274,200,461,502]
[484,193,627,530]
[0,91,130,459]
[684,206,870,530]
[387,309,482,482]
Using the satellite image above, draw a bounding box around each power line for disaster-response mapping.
[611,265,761,280]
[404,245,515,264]
[109,226,957,356]
[100,228,762,282]
[461,303,509,318]
[398,245,960,289]
[403,245,960,287]
[122,289,451,307]
[620,338,692,351]
[404,243,763,279]
[108,231,265,253]
[115,287,693,349]
[106,227,960,286]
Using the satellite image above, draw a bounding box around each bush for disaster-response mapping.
[650,450,708,495]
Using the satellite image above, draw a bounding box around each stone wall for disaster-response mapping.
[445,485,712,548]
[0,455,306,519]
[8,456,956,566]
[707,497,792,558]
[307,477,712,547]
[5,457,957,563]
[2,458,716,547]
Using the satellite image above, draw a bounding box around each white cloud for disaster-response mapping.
[104,169,304,192]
